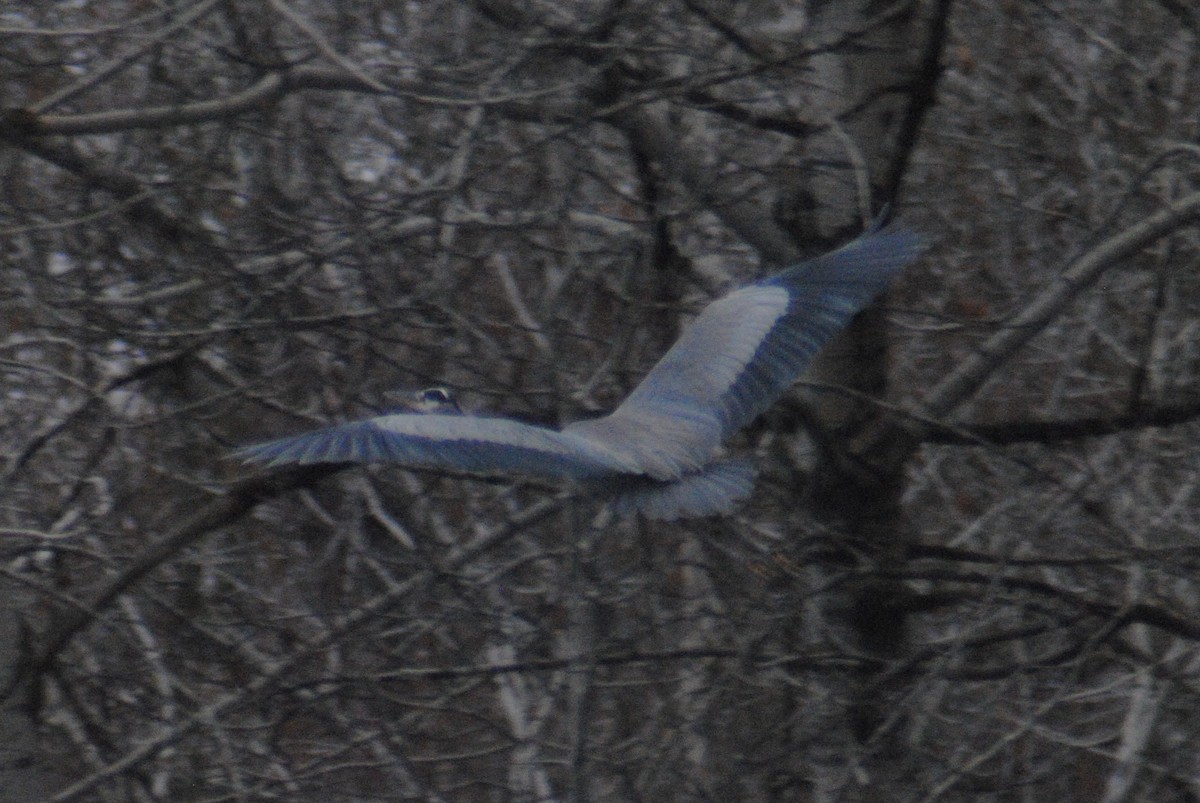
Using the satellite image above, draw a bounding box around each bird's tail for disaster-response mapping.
[606,459,757,520]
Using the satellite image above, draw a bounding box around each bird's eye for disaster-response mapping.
[419,387,452,404]
[409,386,462,415]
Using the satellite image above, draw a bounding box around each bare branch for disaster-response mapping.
[15,67,382,135]
[611,102,801,265]
[921,192,1200,421]
[29,0,226,113]
[921,399,1200,444]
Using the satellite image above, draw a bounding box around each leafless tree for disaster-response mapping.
[2,1,1199,801]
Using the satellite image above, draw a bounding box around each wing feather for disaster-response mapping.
[603,228,922,446]
[235,414,640,480]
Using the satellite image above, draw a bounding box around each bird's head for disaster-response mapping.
[381,386,463,415]
[409,387,463,415]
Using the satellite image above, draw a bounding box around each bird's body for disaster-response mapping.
[236,227,921,519]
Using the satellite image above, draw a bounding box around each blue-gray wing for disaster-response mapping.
[235,413,640,480]
[612,228,921,439]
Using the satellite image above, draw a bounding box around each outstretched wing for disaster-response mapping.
[235,413,640,481]
[573,228,920,466]
[716,227,922,434]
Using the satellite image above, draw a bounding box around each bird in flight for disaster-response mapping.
[236,226,921,519]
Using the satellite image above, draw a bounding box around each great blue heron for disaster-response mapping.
[236,227,921,519]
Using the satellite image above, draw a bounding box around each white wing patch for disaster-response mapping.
[623,286,791,412]
[568,285,789,478]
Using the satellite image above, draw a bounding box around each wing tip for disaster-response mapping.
[232,420,376,467]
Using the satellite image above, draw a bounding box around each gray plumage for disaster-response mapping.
[235,227,921,519]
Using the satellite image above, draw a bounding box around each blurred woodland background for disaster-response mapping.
[2,1,1200,800]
